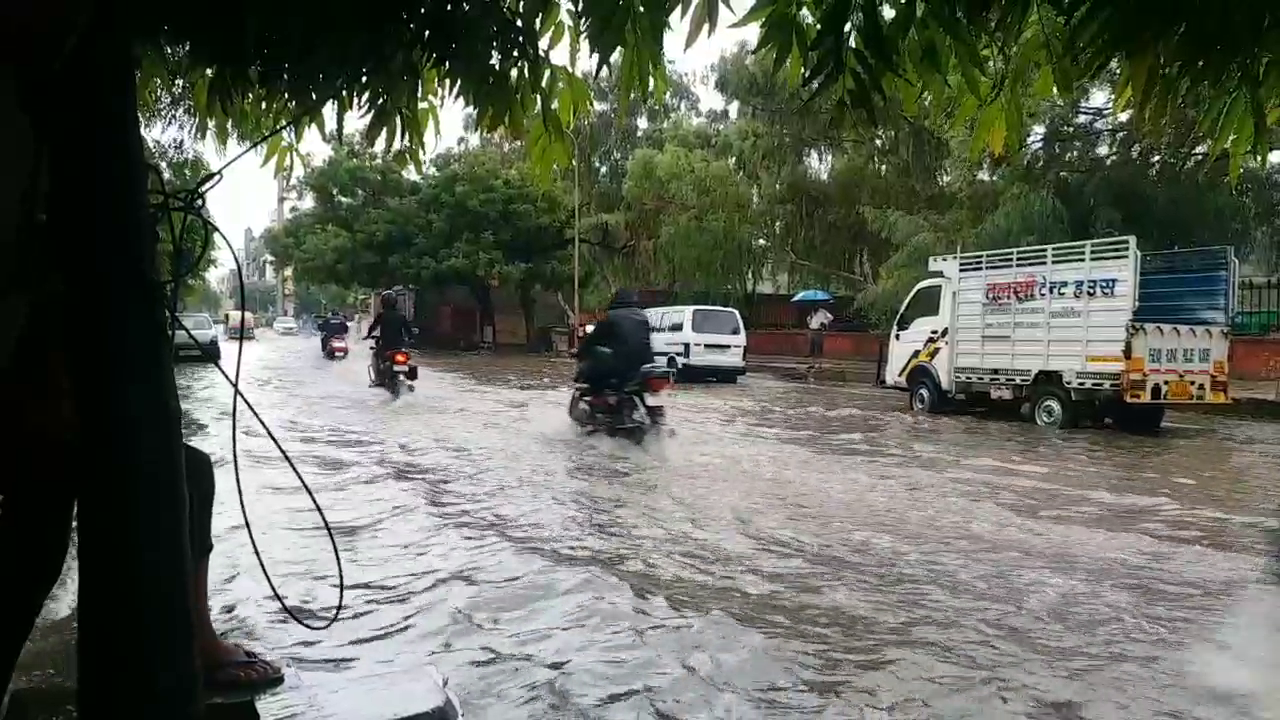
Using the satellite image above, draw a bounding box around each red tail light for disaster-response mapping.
[392,351,410,365]
[644,376,670,393]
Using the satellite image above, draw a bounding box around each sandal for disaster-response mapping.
[203,645,285,696]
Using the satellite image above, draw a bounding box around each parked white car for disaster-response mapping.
[272,316,299,335]
[172,313,221,362]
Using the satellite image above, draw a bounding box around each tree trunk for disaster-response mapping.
[474,282,496,349]
[518,281,538,353]
[41,10,199,716]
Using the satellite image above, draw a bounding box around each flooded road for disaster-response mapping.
[32,336,1280,718]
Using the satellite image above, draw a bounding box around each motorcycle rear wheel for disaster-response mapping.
[567,389,590,424]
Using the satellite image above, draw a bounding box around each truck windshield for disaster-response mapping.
[897,285,941,329]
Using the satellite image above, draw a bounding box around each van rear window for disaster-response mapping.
[691,309,741,335]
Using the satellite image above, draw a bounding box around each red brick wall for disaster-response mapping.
[1230,337,1280,380]
[747,330,883,360]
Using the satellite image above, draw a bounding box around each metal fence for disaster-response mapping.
[1235,278,1280,336]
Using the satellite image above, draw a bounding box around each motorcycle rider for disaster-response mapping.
[318,309,350,353]
[363,290,413,385]
[577,288,652,394]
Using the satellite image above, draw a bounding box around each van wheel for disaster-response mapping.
[908,374,942,413]
[1032,386,1076,429]
[718,373,738,384]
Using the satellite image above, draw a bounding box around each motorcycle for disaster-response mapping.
[323,334,349,360]
[568,361,672,442]
[369,346,418,398]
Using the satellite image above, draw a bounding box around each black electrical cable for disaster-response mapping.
[153,117,345,631]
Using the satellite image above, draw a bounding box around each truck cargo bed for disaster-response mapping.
[946,236,1138,382]
[1133,246,1237,326]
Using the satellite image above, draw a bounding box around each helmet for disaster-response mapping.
[608,288,640,309]
[380,290,397,310]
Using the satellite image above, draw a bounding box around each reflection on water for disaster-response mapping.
[16,340,1280,719]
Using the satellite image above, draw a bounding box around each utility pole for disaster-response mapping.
[275,173,287,315]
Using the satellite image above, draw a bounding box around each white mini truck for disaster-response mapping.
[882,236,1236,430]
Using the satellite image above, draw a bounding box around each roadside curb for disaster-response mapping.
[747,363,877,385]
[748,362,1280,420]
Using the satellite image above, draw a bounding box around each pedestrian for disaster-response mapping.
[806,304,833,369]
[1,305,282,708]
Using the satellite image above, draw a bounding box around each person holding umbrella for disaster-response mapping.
[791,289,834,368]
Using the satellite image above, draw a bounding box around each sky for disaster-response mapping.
[201,7,759,273]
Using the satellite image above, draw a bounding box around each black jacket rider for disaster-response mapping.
[319,314,349,347]
[365,305,412,354]
[579,289,652,389]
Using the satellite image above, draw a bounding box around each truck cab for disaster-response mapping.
[884,277,954,409]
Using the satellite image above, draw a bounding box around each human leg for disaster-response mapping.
[183,444,282,693]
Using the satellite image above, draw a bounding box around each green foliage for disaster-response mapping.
[178,279,225,315]
[144,136,218,289]
[740,0,1280,175]
[237,24,1280,331]
[595,144,761,302]
[133,0,733,179]
[226,279,279,315]
[292,284,358,315]
[267,143,571,299]
[135,0,1280,189]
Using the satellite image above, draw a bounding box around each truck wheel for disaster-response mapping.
[1032,386,1076,429]
[908,374,942,413]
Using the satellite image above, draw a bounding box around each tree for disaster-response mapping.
[410,147,571,346]
[263,141,424,292]
[293,283,358,316]
[178,278,224,315]
[268,143,571,347]
[144,136,218,296]
[133,0,736,181]
[741,0,1280,173]
[598,144,762,304]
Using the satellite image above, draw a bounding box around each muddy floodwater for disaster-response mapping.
[20,337,1280,719]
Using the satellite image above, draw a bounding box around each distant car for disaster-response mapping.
[172,313,221,362]
[273,316,299,335]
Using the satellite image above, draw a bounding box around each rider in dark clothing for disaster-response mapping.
[577,288,652,393]
[363,291,413,383]
[319,310,350,352]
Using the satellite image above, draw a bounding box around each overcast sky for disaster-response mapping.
[201,8,758,274]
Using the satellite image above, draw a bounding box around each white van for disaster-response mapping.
[644,305,747,383]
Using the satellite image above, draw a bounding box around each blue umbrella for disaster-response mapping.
[790,289,833,303]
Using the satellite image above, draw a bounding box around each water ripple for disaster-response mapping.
[142,342,1280,719]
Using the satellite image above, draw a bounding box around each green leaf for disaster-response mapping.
[274,140,290,177]
[686,0,709,50]
[1210,91,1246,158]
[539,3,561,38]
[732,0,773,28]
[261,133,284,168]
